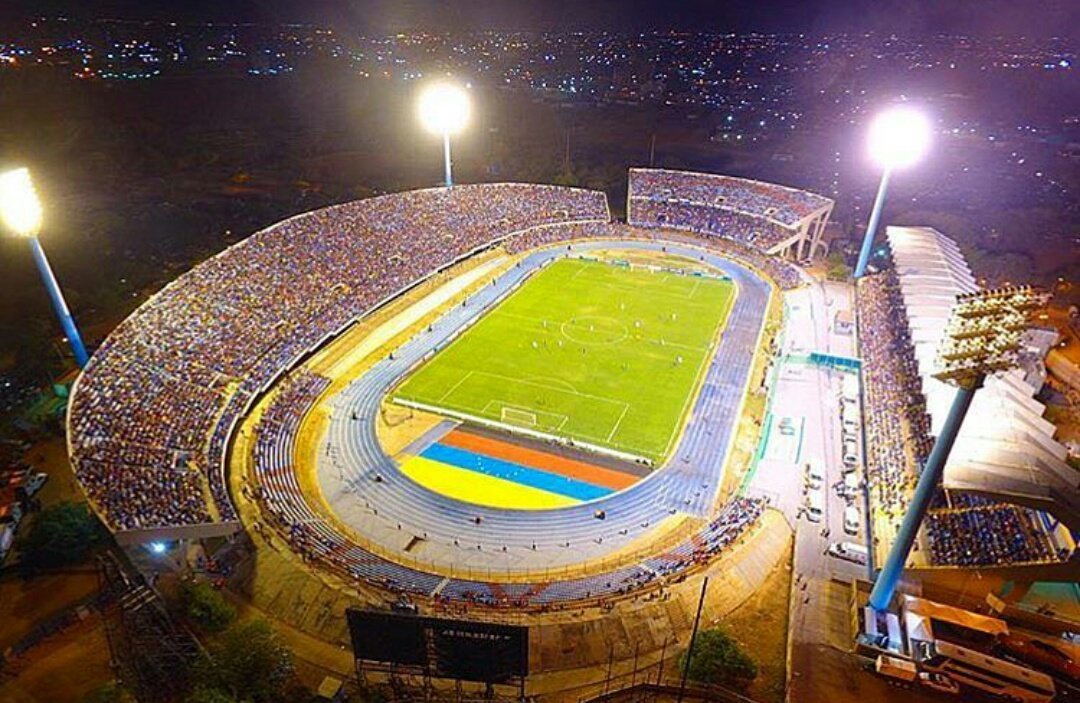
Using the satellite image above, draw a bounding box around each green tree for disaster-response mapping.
[679,627,758,688]
[825,251,851,281]
[186,687,237,703]
[82,682,135,703]
[196,620,295,702]
[179,580,236,633]
[20,501,107,570]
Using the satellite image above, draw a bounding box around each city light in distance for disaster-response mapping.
[417,82,471,136]
[868,105,932,169]
[0,167,43,237]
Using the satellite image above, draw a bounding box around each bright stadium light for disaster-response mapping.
[867,106,932,169]
[417,82,471,187]
[854,105,933,278]
[0,167,89,367]
[0,167,43,237]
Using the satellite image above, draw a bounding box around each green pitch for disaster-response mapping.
[393,257,735,463]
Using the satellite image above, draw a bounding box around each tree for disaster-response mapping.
[186,687,237,703]
[195,619,295,702]
[20,501,107,570]
[179,580,236,633]
[82,683,135,703]
[679,627,758,688]
[825,251,851,281]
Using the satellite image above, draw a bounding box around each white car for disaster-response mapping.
[805,490,824,523]
[843,505,861,535]
[0,523,14,565]
[805,463,824,490]
[827,541,868,565]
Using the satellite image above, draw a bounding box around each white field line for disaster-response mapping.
[606,403,631,442]
[437,369,474,403]
[494,310,709,354]
[393,398,649,465]
[471,370,628,407]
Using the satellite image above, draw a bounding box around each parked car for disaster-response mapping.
[0,523,14,565]
[0,470,47,499]
[827,541,868,565]
[843,505,861,535]
[804,489,824,523]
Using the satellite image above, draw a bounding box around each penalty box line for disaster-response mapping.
[437,370,633,448]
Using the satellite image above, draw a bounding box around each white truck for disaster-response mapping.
[875,655,961,695]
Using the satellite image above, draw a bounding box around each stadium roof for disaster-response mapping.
[885,226,1080,529]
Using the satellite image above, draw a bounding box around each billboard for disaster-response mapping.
[346,610,426,666]
[346,609,528,682]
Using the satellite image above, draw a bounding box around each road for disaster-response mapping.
[749,277,948,703]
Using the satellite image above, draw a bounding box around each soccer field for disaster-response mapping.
[393,257,735,463]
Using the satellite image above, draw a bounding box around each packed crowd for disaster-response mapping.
[629,199,795,251]
[628,168,832,252]
[629,169,832,227]
[925,505,1066,567]
[69,184,610,531]
[856,271,933,532]
[857,270,1071,568]
[69,178,803,535]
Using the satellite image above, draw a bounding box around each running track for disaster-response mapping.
[318,239,771,573]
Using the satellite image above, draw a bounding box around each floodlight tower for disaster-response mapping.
[0,168,90,368]
[867,286,1048,612]
[853,106,932,279]
[417,82,471,188]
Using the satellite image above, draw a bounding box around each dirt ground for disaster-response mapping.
[719,541,793,703]
[0,613,114,703]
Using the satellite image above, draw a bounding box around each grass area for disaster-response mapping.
[394,257,735,462]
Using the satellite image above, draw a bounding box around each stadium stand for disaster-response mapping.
[627,168,834,258]
[856,226,1077,570]
[69,184,611,533]
[67,181,789,606]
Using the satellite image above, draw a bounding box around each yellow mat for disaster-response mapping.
[399,455,578,510]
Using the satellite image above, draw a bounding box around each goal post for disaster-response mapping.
[500,407,538,427]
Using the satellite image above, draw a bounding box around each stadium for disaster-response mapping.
[63,165,1077,695]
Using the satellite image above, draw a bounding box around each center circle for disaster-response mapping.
[559,315,629,346]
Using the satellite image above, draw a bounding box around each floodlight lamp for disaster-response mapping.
[868,105,932,169]
[0,167,43,237]
[417,82,471,136]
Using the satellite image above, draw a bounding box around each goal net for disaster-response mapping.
[501,407,538,427]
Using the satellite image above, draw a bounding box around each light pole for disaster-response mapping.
[853,106,932,279]
[417,82,471,188]
[0,168,90,368]
[867,286,1047,612]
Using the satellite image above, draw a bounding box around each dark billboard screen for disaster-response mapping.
[346,609,528,682]
[346,609,426,666]
[430,619,529,681]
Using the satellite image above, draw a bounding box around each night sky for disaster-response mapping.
[5,0,1079,37]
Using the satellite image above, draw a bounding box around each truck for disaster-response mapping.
[875,654,962,696]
